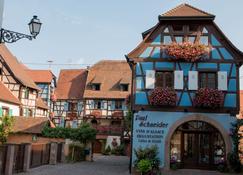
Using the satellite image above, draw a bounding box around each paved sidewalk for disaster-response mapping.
[17,155,238,175]
[18,155,130,175]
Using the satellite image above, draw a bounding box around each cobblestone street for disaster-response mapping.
[17,155,238,175]
[18,155,130,175]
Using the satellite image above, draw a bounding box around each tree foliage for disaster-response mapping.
[42,123,96,144]
[0,116,14,144]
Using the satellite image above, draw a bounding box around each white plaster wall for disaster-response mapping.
[0,0,4,29]
[0,101,19,116]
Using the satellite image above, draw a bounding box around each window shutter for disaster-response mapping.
[101,101,107,109]
[188,71,198,90]
[77,102,83,112]
[9,109,13,117]
[0,107,2,117]
[90,100,94,109]
[218,71,227,90]
[145,70,155,89]
[174,71,184,90]
[111,101,115,110]
[64,102,69,111]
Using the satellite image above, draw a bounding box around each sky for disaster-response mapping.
[2,0,243,83]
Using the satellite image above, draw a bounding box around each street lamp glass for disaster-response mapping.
[28,15,42,37]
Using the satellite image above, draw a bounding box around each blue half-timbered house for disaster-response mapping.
[126,4,243,170]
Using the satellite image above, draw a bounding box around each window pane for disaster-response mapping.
[200,73,206,88]
[163,36,172,44]
[200,36,208,45]
[155,72,164,87]
[165,72,173,88]
[175,36,183,43]
[188,36,196,43]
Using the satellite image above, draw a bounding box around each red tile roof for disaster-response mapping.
[36,97,49,110]
[26,70,55,83]
[56,69,88,100]
[0,81,21,105]
[161,3,214,18]
[12,116,48,134]
[0,44,39,90]
[84,60,131,99]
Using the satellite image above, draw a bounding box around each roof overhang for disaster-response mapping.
[158,15,215,21]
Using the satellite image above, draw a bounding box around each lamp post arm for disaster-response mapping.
[0,28,33,43]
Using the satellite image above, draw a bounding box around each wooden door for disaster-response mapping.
[93,140,102,153]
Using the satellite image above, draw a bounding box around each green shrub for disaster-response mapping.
[134,145,160,174]
[67,143,85,162]
[42,123,96,145]
[137,159,152,174]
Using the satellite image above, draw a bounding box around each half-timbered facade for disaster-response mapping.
[0,81,20,117]
[83,60,131,153]
[26,69,56,111]
[0,44,41,117]
[127,4,243,170]
[53,69,87,127]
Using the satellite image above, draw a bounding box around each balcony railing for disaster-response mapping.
[93,125,123,136]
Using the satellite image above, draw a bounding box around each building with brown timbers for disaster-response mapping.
[53,69,88,127]
[83,60,131,153]
[0,44,48,117]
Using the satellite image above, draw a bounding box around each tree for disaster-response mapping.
[0,116,14,144]
[70,123,97,145]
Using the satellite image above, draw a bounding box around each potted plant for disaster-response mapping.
[137,159,152,175]
[166,42,208,62]
[194,88,224,108]
[149,87,177,106]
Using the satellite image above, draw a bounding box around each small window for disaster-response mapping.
[0,68,2,75]
[2,107,9,116]
[172,25,183,32]
[115,101,123,110]
[68,102,77,111]
[94,100,102,109]
[155,71,174,88]
[175,36,183,43]
[199,72,217,89]
[120,84,129,91]
[24,89,29,99]
[92,84,100,91]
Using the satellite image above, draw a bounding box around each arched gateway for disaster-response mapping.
[164,115,232,170]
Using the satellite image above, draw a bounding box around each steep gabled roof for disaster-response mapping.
[159,3,215,20]
[84,60,131,99]
[56,69,88,100]
[36,97,49,110]
[0,81,21,105]
[26,69,55,84]
[0,44,40,90]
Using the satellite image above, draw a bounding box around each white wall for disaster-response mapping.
[0,101,20,116]
[240,66,243,90]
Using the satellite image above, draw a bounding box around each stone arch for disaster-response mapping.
[164,114,232,170]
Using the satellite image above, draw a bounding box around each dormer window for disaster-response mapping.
[120,84,129,91]
[92,83,100,91]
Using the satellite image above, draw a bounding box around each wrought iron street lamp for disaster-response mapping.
[0,15,41,43]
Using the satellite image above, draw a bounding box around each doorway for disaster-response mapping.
[170,121,225,169]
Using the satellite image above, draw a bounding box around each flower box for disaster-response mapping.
[166,42,208,62]
[149,87,177,106]
[194,88,224,108]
